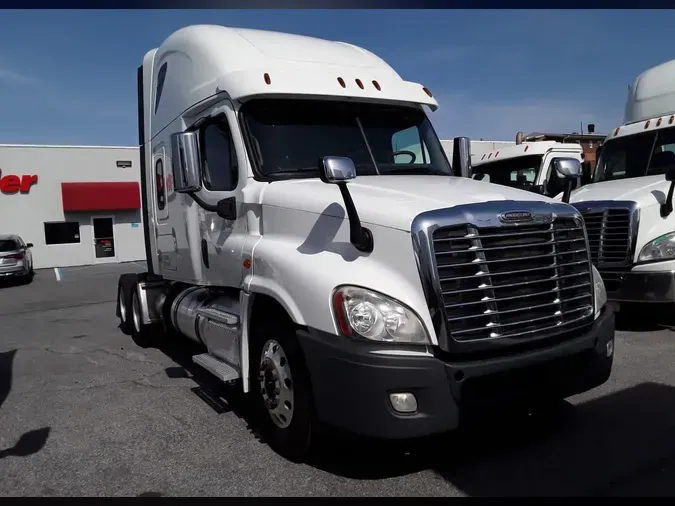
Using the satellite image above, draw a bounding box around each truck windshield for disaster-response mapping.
[595,126,675,182]
[471,154,543,191]
[240,98,452,179]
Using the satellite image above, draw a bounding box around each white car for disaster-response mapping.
[0,234,34,283]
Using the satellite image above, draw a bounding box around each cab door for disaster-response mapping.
[152,142,178,271]
[191,100,248,288]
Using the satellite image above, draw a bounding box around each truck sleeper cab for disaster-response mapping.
[116,24,615,462]
[569,57,675,306]
[470,141,586,199]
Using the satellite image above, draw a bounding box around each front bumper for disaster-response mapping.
[607,270,675,303]
[297,306,615,440]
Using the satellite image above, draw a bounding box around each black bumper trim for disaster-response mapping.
[296,306,615,440]
[608,270,675,303]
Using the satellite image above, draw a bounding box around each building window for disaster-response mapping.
[201,122,239,191]
[155,158,166,210]
[44,221,80,245]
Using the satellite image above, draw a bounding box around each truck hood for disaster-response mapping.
[260,175,552,232]
[570,175,669,209]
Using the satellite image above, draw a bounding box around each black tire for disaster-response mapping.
[117,274,136,336]
[130,284,155,348]
[249,315,316,463]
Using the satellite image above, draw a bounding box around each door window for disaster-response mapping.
[93,218,115,259]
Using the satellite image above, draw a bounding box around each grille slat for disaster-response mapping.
[446,293,592,322]
[439,259,588,282]
[443,281,592,309]
[432,219,594,343]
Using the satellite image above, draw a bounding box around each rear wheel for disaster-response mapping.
[130,286,155,348]
[249,315,315,462]
[117,276,134,335]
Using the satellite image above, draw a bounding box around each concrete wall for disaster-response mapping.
[0,145,144,269]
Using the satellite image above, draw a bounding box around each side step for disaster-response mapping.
[192,353,241,383]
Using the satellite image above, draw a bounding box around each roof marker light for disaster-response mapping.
[524,145,529,152]
[670,116,674,125]
[614,127,620,136]
[657,118,663,127]
[355,79,364,89]
[423,87,433,98]
[495,151,500,157]
[488,153,492,159]
[645,120,651,129]
[372,80,381,91]
[337,77,346,88]
[264,73,271,85]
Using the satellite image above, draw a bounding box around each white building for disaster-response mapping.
[0,144,145,269]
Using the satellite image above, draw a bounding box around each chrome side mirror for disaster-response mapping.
[553,158,582,180]
[317,156,372,253]
[662,167,675,217]
[170,131,202,193]
[452,136,472,178]
[554,158,582,204]
[318,156,357,184]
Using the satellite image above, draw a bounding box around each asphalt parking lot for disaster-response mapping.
[2,262,675,497]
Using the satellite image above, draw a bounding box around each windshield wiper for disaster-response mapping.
[384,167,446,176]
[266,168,319,178]
[356,116,380,175]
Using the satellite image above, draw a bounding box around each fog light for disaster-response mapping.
[606,339,614,358]
[389,392,417,413]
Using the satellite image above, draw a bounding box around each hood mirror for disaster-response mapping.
[554,158,582,204]
[318,156,357,184]
[661,166,675,217]
[318,156,372,253]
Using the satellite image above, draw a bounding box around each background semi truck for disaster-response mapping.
[470,141,585,199]
[569,57,675,305]
[116,24,615,462]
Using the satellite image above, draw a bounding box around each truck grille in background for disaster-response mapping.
[579,209,631,265]
[432,219,594,343]
[577,208,632,294]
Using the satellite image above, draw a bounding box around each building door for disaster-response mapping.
[91,216,117,263]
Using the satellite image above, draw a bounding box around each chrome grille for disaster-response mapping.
[579,208,631,265]
[432,219,594,343]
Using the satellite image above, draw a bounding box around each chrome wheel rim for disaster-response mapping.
[259,340,294,429]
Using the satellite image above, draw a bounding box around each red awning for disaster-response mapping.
[61,182,141,212]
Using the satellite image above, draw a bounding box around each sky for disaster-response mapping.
[1,9,675,146]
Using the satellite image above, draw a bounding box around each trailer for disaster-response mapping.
[116,25,615,462]
[569,58,675,305]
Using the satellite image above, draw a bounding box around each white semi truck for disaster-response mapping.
[116,25,615,461]
[471,141,585,199]
[569,58,675,305]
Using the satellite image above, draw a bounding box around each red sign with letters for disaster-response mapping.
[0,169,38,194]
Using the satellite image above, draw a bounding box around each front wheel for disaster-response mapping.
[250,324,315,462]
